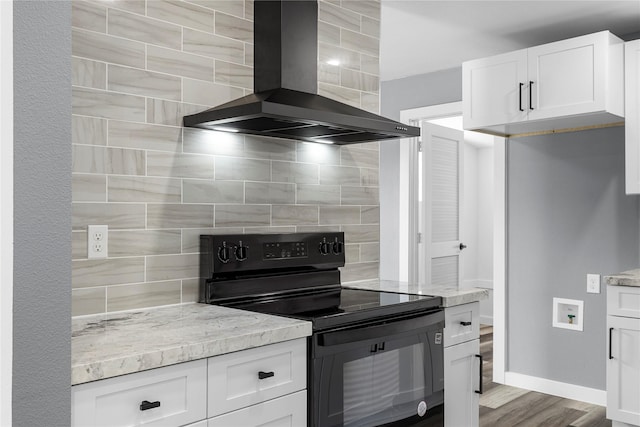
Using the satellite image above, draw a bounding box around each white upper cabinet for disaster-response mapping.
[463,31,624,135]
[625,39,640,194]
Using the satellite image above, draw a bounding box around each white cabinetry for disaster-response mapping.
[72,338,307,427]
[607,285,640,427]
[444,302,481,427]
[625,40,640,194]
[463,31,624,136]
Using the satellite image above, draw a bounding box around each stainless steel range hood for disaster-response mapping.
[183,0,419,145]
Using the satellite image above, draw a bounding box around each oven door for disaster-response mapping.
[310,309,445,427]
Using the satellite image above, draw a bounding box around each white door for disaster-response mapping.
[625,40,640,194]
[462,49,528,129]
[528,32,606,121]
[444,338,480,427]
[606,315,640,425]
[419,123,465,288]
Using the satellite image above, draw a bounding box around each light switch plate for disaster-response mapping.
[586,273,600,294]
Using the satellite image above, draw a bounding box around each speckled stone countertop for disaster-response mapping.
[71,303,311,385]
[343,280,489,307]
[604,268,640,287]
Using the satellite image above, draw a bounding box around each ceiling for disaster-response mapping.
[380,0,640,81]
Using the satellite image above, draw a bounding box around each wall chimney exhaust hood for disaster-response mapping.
[183,0,419,145]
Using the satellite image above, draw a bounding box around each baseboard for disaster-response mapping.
[480,314,493,325]
[504,372,606,406]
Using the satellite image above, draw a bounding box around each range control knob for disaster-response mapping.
[217,246,231,263]
[235,245,248,261]
[319,241,331,255]
[332,241,344,255]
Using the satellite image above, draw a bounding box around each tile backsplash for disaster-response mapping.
[71,0,381,316]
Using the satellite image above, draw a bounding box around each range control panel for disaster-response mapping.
[201,232,345,274]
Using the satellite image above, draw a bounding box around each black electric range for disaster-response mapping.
[200,232,445,427]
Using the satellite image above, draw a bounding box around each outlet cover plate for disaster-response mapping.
[587,273,600,294]
[88,225,108,259]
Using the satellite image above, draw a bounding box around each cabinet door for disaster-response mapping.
[462,49,528,129]
[207,390,307,427]
[626,40,640,194]
[607,315,640,425]
[444,338,480,427]
[528,32,608,121]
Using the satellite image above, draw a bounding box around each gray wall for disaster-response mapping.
[379,67,461,280]
[507,127,639,389]
[13,2,71,425]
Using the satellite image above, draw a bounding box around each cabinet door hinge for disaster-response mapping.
[418,140,423,152]
[417,233,422,244]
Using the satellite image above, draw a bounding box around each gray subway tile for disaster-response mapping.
[72,1,107,32]
[147,0,214,33]
[73,87,145,122]
[72,257,145,288]
[318,83,361,109]
[297,141,341,165]
[72,145,145,175]
[360,243,380,262]
[147,152,215,179]
[188,0,245,18]
[341,0,380,20]
[215,204,271,227]
[108,65,182,101]
[182,278,200,303]
[244,42,253,67]
[318,21,340,46]
[72,203,146,230]
[319,43,360,71]
[296,184,340,205]
[361,206,380,224]
[272,161,318,184]
[341,186,379,205]
[319,206,361,225]
[245,182,295,204]
[108,9,182,49]
[215,60,253,90]
[272,205,318,226]
[72,287,106,316]
[319,63,340,86]
[295,225,341,233]
[146,99,206,127]
[341,261,379,283]
[73,115,106,146]
[215,157,270,181]
[215,11,252,42]
[342,224,380,243]
[72,174,107,202]
[243,226,296,234]
[345,244,360,263]
[90,0,145,15]
[361,54,380,76]
[147,45,214,82]
[341,29,379,57]
[319,2,360,32]
[181,227,243,253]
[244,0,253,19]
[319,165,360,185]
[107,280,182,312]
[147,204,214,228]
[183,78,245,107]
[183,180,244,203]
[72,231,88,260]
[147,254,200,281]
[244,136,297,161]
[340,68,379,93]
[72,57,106,89]
[361,16,380,38]
[183,27,245,63]
[109,230,182,256]
[361,92,380,114]
[108,121,182,152]
[108,176,182,203]
[72,28,145,68]
[360,168,379,186]
[183,127,245,156]
[341,145,379,168]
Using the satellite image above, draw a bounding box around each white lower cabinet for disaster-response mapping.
[607,286,640,427]
[208,391,307,427]
[443,302,480,427]
[72,338,307,427]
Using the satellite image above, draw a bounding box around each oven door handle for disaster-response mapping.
[318,310,444,347]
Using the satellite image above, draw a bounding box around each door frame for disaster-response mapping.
[400,102,507,384]
[0,0,14,422]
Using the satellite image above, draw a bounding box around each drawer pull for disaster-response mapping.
[139,400,161,411]
[460,321,472,326]
[258,371,275,380]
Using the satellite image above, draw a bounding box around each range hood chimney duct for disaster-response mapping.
[183,0,420,145]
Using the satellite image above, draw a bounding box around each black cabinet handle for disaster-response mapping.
[459,243,467,251]
[609,327,614,360]
[475,354,483,394]
[519,83,524,111]
[258,371,275,380]
[460,321,472,326]
[140,400,161,411]
[529,81,534,110]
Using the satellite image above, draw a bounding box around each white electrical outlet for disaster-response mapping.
[587,273,600,294]
[88,225,108,259]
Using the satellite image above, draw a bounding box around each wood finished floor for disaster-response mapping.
[479,325,611,427]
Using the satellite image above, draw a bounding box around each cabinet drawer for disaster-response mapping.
[608,286,640,319]
[208,338,306,417]
[208,390,307,427]
[72,359,207,427]
[444,302,480,347]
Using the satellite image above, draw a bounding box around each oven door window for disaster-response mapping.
[315,329,443,427]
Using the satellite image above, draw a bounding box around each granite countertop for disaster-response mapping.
[342,279,489,307]
[604,268,640,287]
[71,303,311,386]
